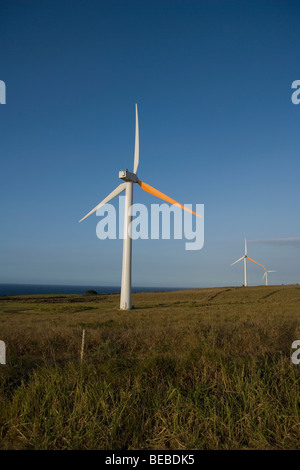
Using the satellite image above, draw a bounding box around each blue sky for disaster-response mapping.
[0,0,299,288]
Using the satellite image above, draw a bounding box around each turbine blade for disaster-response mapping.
[268,270,276,273]
[245,238,247,256]
[231,256,244,266]
[79,183,126,223]
[247,257,267,272]
[133,104,139,174]
[262,272,266,280]
[137,179,201,218]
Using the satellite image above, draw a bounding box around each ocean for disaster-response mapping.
[0,284,182,296]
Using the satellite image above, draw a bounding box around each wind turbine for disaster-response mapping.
[79,104,201,310]
[231,239,266,287]
[262,270,276,286]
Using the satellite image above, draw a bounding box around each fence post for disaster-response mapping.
[80,329,85,363]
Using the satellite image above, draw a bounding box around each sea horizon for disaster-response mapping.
[0,283,186,296]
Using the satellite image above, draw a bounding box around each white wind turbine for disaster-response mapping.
[79,104,201,310]
[262,269,276,286]
[231,239,266,287]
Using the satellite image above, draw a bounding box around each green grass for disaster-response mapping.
[0,285,300,449]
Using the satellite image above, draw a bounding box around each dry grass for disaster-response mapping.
[0,285,300,449]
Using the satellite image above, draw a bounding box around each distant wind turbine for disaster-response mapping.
[231,239,266,286]
[79,104,201,310]
[262,270,276,286]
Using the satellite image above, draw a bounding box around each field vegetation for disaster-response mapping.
[0,285,299,450]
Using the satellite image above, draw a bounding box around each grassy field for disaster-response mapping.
[0,285,299,450]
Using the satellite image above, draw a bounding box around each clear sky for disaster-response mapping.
[0,0,299,288]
